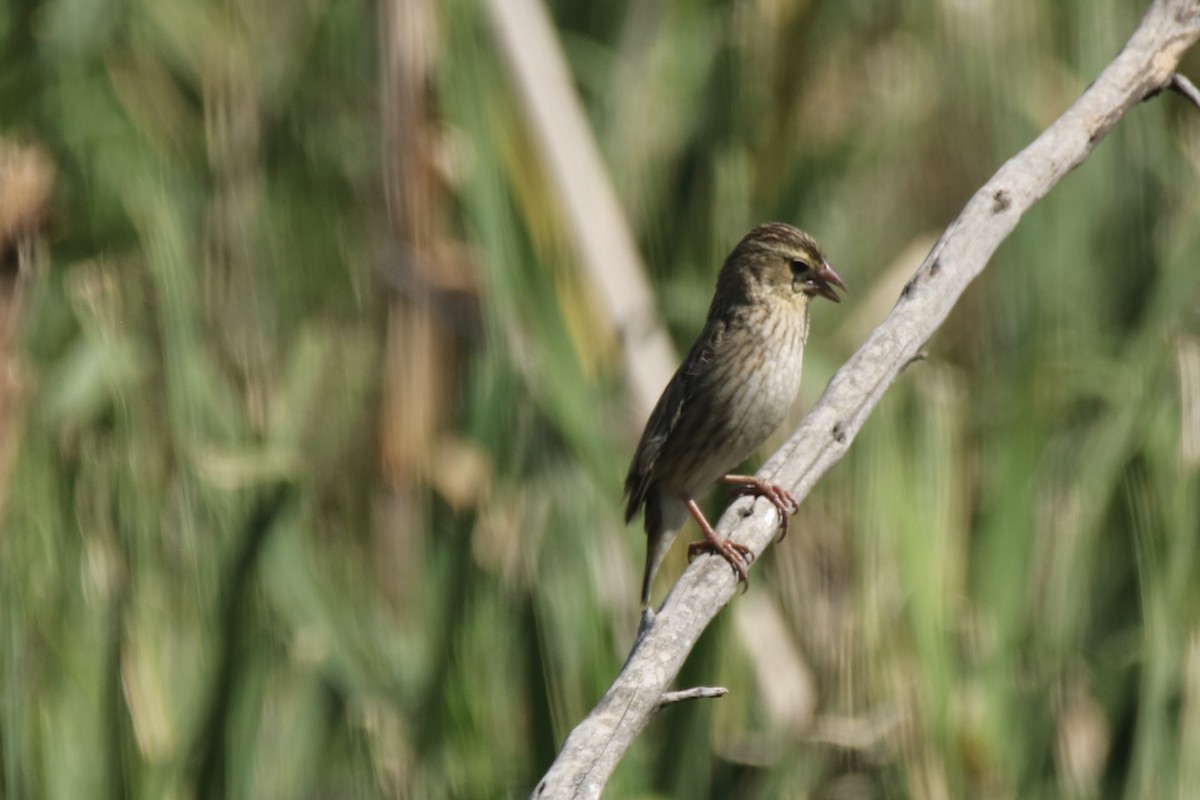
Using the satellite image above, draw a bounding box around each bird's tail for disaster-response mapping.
[641,493,689,608]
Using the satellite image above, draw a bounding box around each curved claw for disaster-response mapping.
[723,476,799,540]
[687,537,753,589]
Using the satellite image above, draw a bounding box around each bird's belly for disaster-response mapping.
[670,336,805,495]
[717,347,804,462]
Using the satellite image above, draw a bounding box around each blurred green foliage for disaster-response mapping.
[2,0,1199,798]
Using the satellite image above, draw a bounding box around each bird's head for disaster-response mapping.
[717,222,847,307]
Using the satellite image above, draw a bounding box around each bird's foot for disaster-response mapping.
[721,475,799,540]
[687,535,754,592]
[682,497,754,592]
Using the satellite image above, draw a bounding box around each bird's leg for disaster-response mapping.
[720,474,799,541]
[684,498,754,591]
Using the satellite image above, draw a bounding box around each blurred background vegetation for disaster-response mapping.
[1,0,1199,797]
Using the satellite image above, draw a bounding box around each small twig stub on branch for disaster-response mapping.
[1170,72,1200,109]
[658,687,729,706]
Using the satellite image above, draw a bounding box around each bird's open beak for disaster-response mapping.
[811,262,848,303]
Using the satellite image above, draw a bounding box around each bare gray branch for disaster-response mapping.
[534,1,1200,797]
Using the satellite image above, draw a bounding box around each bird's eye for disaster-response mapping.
[790,259,810,278]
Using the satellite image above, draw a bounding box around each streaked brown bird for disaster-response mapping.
[624,222,846,608]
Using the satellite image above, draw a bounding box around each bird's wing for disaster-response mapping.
[623,375,684,523]
[623,320,725,523]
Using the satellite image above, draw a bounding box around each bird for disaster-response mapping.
[624,222,846,609]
